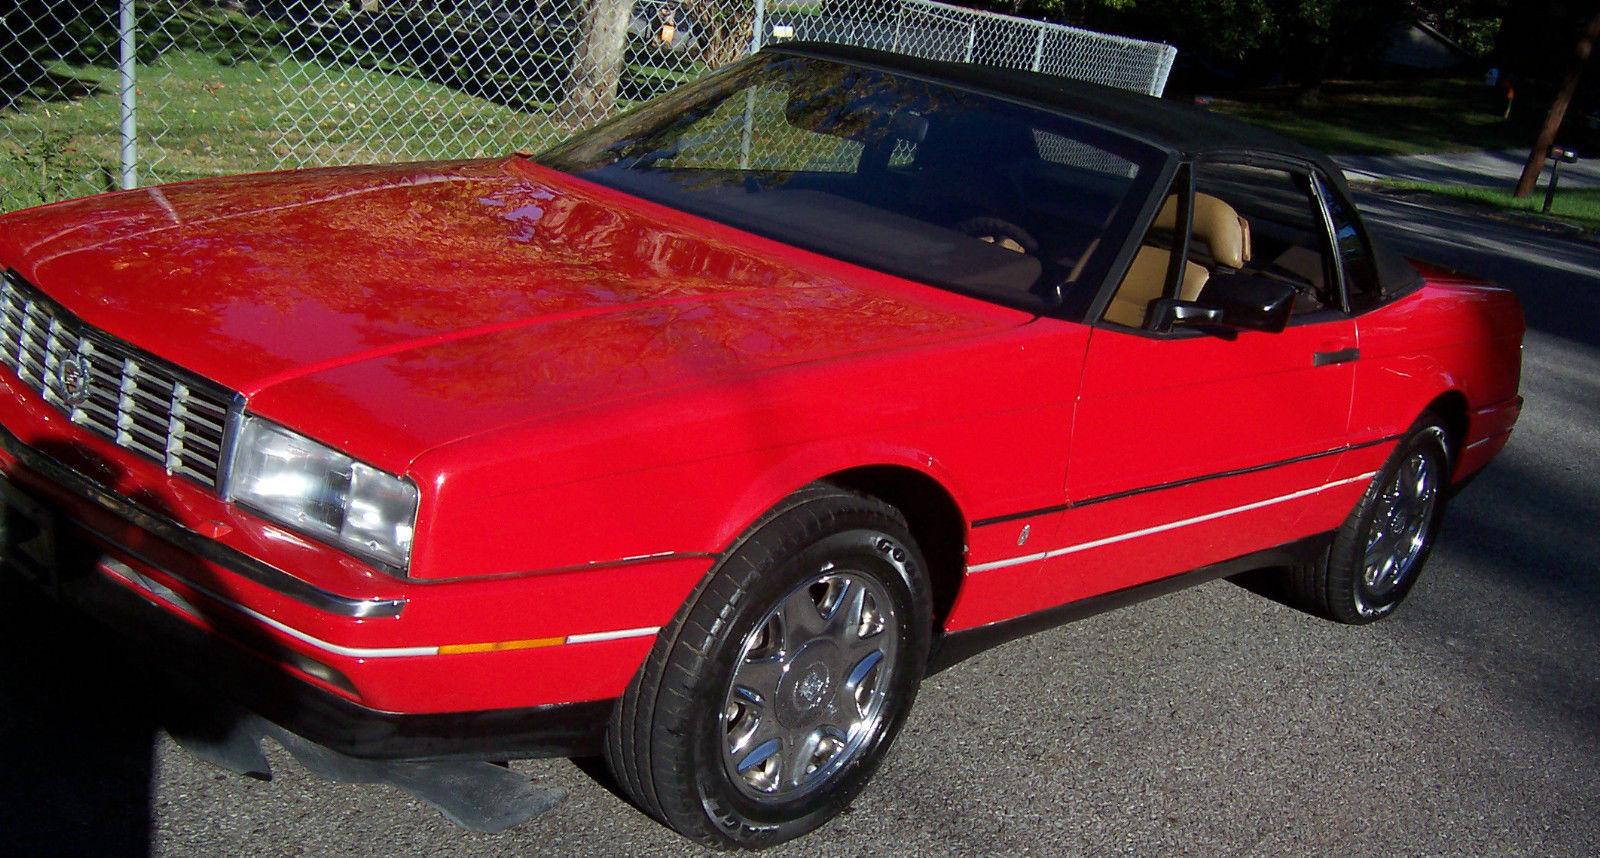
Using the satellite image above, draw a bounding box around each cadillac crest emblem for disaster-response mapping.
[57,354,92,408]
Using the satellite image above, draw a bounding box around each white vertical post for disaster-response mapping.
[741,0,765,171]
[1031,26,1045,72]
[117,0,138,189]
[739,89,755,170]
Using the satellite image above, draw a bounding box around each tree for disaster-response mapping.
[682,0,754,68]
[558,0,634,126]
[1424,0,1509,57]
[986,0,1425,85]
[1513,6,1600,198]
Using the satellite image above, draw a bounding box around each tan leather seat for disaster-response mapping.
[1103,193,1250,328]
[1104,246,1209,327]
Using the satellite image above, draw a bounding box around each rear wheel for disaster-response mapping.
[605,486,931,848]
[1293,413,1452,624]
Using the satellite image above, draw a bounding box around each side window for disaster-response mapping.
[1101,176,1201,329]
[1193,163,1342,317]
[1313,173,1381,311]
[1103,162,1339,329]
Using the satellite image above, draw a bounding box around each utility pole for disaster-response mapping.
[1514,7,1600,198]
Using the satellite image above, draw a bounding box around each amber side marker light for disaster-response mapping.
[438,637,565,655]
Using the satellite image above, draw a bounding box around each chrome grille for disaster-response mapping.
[0,270,236,491]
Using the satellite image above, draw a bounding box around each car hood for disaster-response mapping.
[0,158,1027,470]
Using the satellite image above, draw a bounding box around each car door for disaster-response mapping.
[1044,160,1361,606]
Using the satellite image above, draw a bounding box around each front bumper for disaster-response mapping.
[2,551,612,760]
[0,453,614,760]
[0,401,707,758]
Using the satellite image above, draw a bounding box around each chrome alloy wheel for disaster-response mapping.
[1360,427,1444,603]
[721,567,898,802]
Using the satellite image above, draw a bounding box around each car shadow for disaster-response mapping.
[0,437,283,858]
[0,571,158,858]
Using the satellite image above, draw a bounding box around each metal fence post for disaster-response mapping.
[751,0,766,53]
[117,0,138,190]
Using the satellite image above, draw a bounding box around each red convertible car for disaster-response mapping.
[0,43,1521,846]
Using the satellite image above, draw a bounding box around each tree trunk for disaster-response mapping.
[684,0,756,69]
[1513,8,1600,198]
[558,0,634,127]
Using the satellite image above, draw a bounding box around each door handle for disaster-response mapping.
[1312,347,1360,367]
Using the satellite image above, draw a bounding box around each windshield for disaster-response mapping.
[540,54,1163,313]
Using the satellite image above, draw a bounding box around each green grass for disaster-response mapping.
[1206,77,1529,156]
[2,62,126,209]
[2,50,594,211]
[2,52,567,211]
[267,57,566,169]
[1205,76,1600,233]
[1360,180,1600,232]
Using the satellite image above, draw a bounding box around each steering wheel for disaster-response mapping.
[956,217,1040,256]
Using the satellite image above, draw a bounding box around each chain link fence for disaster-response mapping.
[2,0,1174,210]
[773,0,1173,96]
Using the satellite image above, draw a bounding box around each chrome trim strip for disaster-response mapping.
[100,556,203,618]
[102,552,660,660]
[0,423,408,619]
[1464,433,1510,453]
[967,471,1379,574]
[213,391,248,501]
[100,555,435,658]
[567,626,661,644]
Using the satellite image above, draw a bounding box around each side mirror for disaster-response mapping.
[1152,271,1296,334]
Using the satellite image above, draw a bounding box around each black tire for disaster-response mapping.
[605,485,933,848]
[1292,412,1452,624]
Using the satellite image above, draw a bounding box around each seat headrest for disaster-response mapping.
[1152,193,1251,269]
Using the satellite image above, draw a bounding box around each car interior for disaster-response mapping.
[1101,163,1346,329]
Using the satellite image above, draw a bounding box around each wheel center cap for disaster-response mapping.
[775,642,839,727]
[795,663,830,707]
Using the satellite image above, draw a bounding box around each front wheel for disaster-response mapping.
[605,486,932,848]
[1293,413,1452,624]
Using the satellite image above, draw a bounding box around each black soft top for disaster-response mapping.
[768,41,1330,166]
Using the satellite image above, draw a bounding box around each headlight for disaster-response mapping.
[226,415,418,570]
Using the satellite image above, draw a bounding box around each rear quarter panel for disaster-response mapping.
[1352,273,1524,479]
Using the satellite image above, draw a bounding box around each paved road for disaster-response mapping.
[1337,149,1600,191]
[3,197,1597,857]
